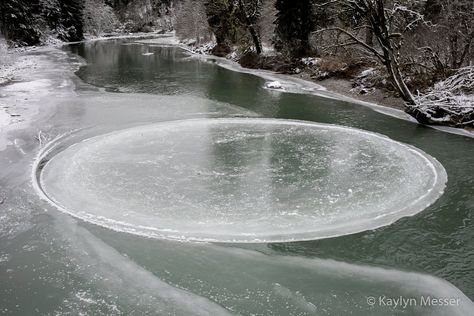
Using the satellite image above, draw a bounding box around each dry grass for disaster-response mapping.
[317,56,367,79]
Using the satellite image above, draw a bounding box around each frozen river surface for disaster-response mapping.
[37,118,446,242]
[0,38,473,315]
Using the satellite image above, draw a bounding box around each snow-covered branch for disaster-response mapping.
[408,66,474,127]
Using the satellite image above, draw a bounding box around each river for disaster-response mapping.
[0,38,473,315]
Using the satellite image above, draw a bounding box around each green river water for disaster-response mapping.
[0,38,473,315]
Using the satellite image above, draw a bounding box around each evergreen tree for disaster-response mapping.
[204,0,241,56]
[204,0,237,46]
[273,0,315,57]
[0,0,42,45]
[40,0,62,34]
[57,0,84,41]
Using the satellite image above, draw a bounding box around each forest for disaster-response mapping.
[0,0,473,127]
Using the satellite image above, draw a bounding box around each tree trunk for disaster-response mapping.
[365,20,373,46]
[238,0,262,54]
[387,57,416,105]
[368,0,415,105]
[248,24,262,54]
[378,43,415,105]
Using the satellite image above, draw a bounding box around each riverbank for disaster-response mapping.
[167,37,474,138]
[0,47,80,152]
[302,76,405,110]
[0,50,43,138]
[176,41,406,112]
[0,46,36,86]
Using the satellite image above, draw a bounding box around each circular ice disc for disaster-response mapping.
[35,118,447,242]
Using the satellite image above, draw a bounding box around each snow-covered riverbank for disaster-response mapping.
[0,32,166,142]
[0,48,80,151]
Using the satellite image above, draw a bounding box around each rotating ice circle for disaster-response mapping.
[34,118,447,242]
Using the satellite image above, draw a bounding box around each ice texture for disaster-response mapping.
[35,118,447,242]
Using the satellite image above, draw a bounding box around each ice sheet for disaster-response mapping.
[35,118,447,242]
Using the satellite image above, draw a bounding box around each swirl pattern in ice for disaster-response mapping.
[34,118,447,242]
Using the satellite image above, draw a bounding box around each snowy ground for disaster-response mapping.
[0,48,79,151]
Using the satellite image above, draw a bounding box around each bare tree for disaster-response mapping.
[314,0,428,105]
[428,0,474,69]
[83,0,119,36]
[175,0,210,45]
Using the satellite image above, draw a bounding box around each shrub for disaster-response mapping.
[83,0,119,36]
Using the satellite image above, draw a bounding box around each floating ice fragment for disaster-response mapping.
[266,81,283,90]
[34,118,447,243]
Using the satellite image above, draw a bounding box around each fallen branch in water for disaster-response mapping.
[35,130,49,147]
